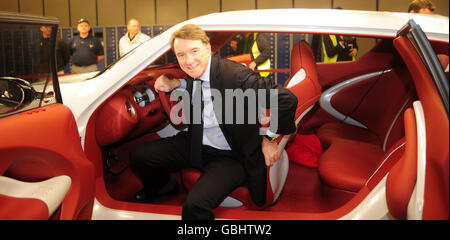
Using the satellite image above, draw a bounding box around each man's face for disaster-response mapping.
[173,38,211,79]
[77,22,90,35]
[127,20,140,36]
[40,26,52,38]
[230,40,238,51]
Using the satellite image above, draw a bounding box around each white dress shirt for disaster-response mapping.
[119,31,150,57]
[179,56,231,150]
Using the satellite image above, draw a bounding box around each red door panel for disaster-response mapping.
[0,103,95,220]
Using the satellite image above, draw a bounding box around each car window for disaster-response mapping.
[0,22,57,118]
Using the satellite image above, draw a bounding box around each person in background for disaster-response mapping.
[322,34,358,62]
[244,32,271,77]
[119,18,151,57]
[322,7,358,62]
[37,25,70,74]
[229,34,246,56]
[69,18,104,73]
[408,0,435,14]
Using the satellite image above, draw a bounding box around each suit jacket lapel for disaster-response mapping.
[209,55,221,91]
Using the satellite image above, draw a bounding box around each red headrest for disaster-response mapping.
[284,41,321,118]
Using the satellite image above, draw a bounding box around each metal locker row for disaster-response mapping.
[0,28,42,77]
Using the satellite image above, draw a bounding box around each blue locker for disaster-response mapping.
[293,33,305,45]
[13,31,25,75]
[93,27,105,71]
[117,26,127,38]
[276,33,290,86]
[116,26,127,59]
[141,26,151,37]
[152,25,164,37]
[61,28,72,42]
[152,25,166,65]
[61,28,72,73]
[105,27,117,65]
[164,25,177,64]
[22,29,40,76]
[267,32,275,81]
[3,32,14,76]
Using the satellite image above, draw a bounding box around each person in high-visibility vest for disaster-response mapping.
[322,7,358,63]
[243,33,271,77]
[322,34,358,63]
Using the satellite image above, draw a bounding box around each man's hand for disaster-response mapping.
[248,61,257,70]
[262,136,281,167]
[154,74,181,92]
[349,48,358,57]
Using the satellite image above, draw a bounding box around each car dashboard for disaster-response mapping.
[94,66,186,147]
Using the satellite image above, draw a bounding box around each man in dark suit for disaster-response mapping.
[130,24,297,220]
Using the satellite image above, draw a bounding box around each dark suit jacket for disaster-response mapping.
[185,54,297,206]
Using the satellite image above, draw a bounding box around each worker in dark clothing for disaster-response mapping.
[36,25,70,74]
[69,18,104,73]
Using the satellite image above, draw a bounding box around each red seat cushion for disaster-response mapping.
[318,139,384,192]
[317,122,381,148]
[0,194,49,220]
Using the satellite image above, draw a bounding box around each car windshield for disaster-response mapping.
[0,19,59,117]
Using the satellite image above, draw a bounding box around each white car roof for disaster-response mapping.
[172,8,449,42]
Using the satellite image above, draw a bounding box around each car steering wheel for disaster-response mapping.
[158,90,185,126]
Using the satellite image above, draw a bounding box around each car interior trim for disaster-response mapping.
[0,175,71,217]
[407,101,427,220]
[319,69,392,129]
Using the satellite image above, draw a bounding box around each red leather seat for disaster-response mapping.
[181,40,321,208]
[318,139,384,192]
[317,122,380,148]
[316,55,416,192]
[284,40,322,119]
[386,108,417,219]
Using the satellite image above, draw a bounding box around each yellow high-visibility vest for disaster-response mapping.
[322,35,356,62]
[252,33,271,77]
[322,35,338,63]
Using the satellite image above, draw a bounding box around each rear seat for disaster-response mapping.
[317,57,416,192]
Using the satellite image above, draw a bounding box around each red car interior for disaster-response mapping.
[95,67,187,146]
[0,195,49,220]
[314,39,416,193]
[393,36,449,220]
[79,31,448,219]
[386,108,417,220]
[0,104,95,220]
